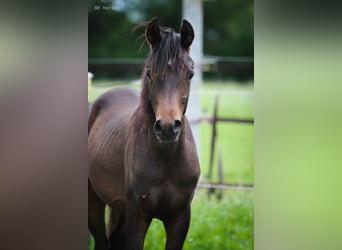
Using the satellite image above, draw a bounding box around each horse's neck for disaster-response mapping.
[132,102,154,132]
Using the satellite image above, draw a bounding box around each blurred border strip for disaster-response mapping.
[0,1,88,249]
[255,1,342,250]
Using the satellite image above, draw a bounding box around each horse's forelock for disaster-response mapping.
[147,29,187,79]
[132,22,189,78]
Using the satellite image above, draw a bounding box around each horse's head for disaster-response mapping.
[144,18,195,144]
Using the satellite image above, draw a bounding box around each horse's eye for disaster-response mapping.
[187,72,194,80]
[181,95,187,104]
[146,69,151,80]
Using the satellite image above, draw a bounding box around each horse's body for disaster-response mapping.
[88,18,200,250]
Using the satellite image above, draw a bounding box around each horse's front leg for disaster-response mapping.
[125,193,151,250]
[163,205,191,250]
[88,180,110,250]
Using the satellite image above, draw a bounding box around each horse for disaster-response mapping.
[88,18,200,250]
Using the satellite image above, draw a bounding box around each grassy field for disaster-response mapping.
[142,189,254,250]
[88,79,254,250]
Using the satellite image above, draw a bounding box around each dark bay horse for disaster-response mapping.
[88,18,200,250]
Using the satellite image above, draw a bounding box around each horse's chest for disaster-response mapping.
[140,184,181,217]
[128,145,200,217]
[134,172,197,218]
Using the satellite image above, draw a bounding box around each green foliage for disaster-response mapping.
[204,0,254,57]
[89,11,144,58]
[89,0,182,59]
[89,0,253,58]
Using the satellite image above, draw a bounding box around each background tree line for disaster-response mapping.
[88,0,253,80]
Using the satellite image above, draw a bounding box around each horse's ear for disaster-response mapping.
[180,19,194,51]
[146,17,161,48]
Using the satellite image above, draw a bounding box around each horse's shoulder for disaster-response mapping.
[88,87,140,133]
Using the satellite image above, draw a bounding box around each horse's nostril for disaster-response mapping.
[173,120,182,133]
[154,119,182,140]
[153,120,163,135]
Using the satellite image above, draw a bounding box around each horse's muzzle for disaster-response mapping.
[153,119,182,143]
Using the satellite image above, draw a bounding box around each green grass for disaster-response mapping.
[143,189,254,250]
[199,82,254,185]
[89,189,254,250]
[88,80,139,103]
[88,79,254,250]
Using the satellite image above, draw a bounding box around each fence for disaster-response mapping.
[190,94,254,197]
[88,56,254,79]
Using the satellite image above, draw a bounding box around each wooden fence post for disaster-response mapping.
[208,94,219,180]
